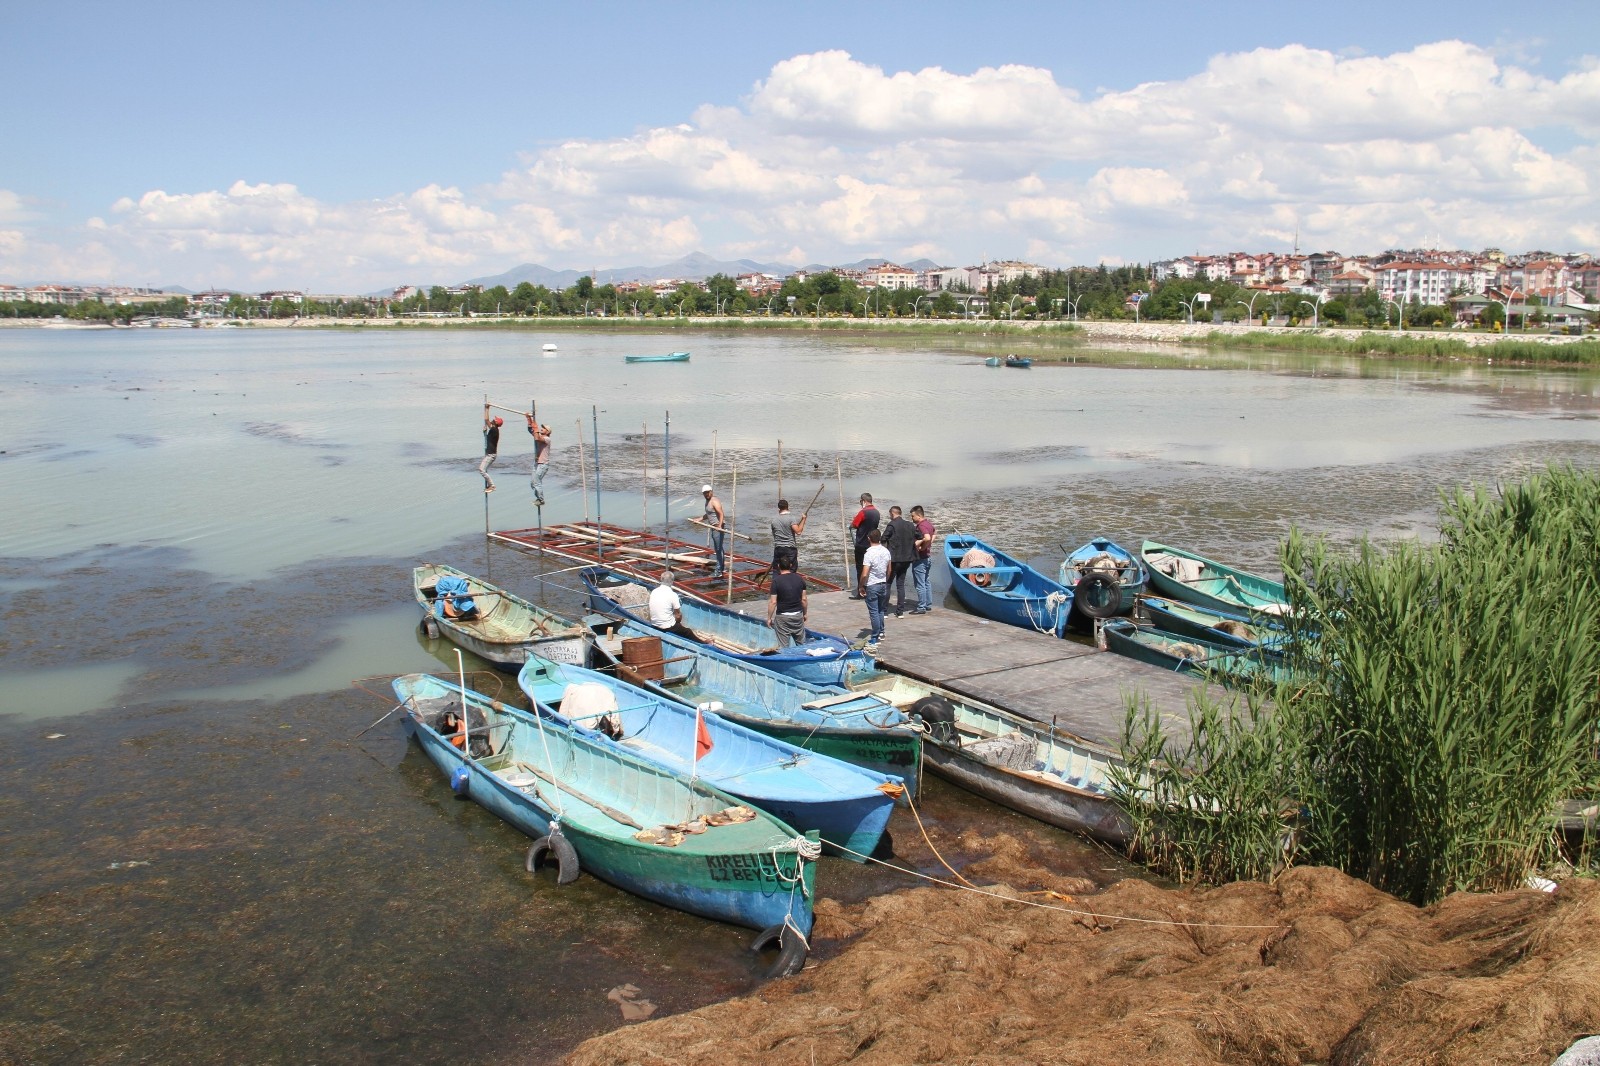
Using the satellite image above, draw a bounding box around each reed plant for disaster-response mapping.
[1184,329,1599,364]
[1114,464,1600,902]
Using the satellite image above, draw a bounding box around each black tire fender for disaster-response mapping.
[1074,573,1122,620]
[750,923,808,979]
[526,828,580,885]
[909,695,957,745]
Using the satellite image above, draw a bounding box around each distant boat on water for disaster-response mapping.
[625,352,690,363]
[1004,355,1033,368]
[541,342,558,355]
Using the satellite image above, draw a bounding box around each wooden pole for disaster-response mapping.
[641,422,648,532]
[591,405,603,562]
[576,418,589,523]
[799,482,826,520]
[486,402,527,417]
[777,439,783,501]
[725,464,737,603]
[686,517,755,541]
[662,411,672,566]
[837,455,851,590]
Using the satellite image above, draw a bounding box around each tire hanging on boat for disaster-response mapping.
[751,923,808,979]
[1073,573,1122,620]
[526,827,580,885]
[909,695,957,745]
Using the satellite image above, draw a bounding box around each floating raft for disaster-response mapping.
[490,520,842,602]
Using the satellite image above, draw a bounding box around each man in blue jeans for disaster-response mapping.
[858,529,892,646]
[910,505,935,613]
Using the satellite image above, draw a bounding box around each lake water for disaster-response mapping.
[2,326,1597,1064]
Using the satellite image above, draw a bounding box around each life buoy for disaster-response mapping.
[750,923,808,979]
[1074,573,1122,620]
[526,828,580,885]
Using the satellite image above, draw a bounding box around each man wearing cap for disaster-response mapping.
[701,484,727,578]
[526,413,553,506]
[479,404,503,493]
[849,493,880,598]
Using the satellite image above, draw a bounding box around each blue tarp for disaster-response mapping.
[433,575,476,617]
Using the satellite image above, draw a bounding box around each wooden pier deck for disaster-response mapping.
[805,591,1202,750]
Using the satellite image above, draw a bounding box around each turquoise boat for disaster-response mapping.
[1140,539,1290,617]
[585,615,923,795]
[624,352,691,363]
[1134,594,1286,652]
[1099,619,1290,686]
[581,566,867,686]
[851,671,1134,845]
[413,562,591,672]
[392,673,817,970]
[943,533,1074,636]
[984,356,1002,367]
[518,657,902,860]
[1058,538,1148,620]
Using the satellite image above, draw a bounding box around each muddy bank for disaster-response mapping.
[568,865,1600,1066]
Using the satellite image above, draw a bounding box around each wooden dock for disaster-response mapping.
[804,591,1203,750]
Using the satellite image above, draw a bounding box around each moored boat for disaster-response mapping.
[1134,594,1286,652]
[942,534,1074,636]
[850,671,1133,844]
[580,565,867,686]
[413,563,591,671]
[541,342,558,355]
[517,657,902,859]
[1140,540,1289,616]
[1004,355,1033,368]
[585,615,923,794]
[624,352,691,363]
[392,672,817,965]
[984,356,1002,367]
[1099,619,1289,686]
[1058,537,1148,620]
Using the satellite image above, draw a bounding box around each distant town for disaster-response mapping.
[4,246,1597,332]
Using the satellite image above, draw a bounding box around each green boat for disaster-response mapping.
[1140,540,1289,617]
[624,351,691,363]
[1099,620,1290,686]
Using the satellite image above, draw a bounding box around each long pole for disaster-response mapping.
[799,482,826,520]
[483,393,491,537]
[663,411,672,566]
[640,422,648,531]
[726,464,737,603]
[576,418,589,523]
[836,456,850,590]
[591,405,603,561]
[777,439,783,501]
[708,429,717,553]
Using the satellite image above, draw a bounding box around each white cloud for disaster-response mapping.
[4,40,1597,290]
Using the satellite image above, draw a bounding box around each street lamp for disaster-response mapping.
[1299,294,1326,327]
[1179,294,1204,325]
[1005,295,1024,319]
[911,295,930,318]
[1068,294,1085,321]
[1384,297,1404,331]
[1502,286,1522,332]
[1131,292,1147,323]
[1236,291,1264,324]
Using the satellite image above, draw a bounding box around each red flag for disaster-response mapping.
[694,705,714,761]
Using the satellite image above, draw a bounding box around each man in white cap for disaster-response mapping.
[701,484,727,578]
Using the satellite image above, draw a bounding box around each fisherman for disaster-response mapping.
[479,405,502,493]
[647,571,702,642]
[883,505,919,616]
[766,555,809,648]
[849,493,880,599]
[701,484,727,578]
[526,414,553,506]
[770,498,807,574]
[910,505,936,614]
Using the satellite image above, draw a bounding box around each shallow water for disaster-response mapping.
[2,327,1597,1063]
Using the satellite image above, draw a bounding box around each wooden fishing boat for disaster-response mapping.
[984,356,1002,367]
[517,658,902,859]
[1134,594,1286,652]
[850,671,1133,845]
[413,563,591,672]
[1099,619,1290,686]
[1004,355,1033,368]
[624,351,691,363]
[585,615,924,795]
[1058,537,1148,620]
[942,534,1074,637]
[580,565,867,686]
[1140,540,1289,616]
[392,673,818,963]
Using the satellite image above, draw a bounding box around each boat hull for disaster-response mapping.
[1059,538,1147,618]
[1134,595,1284,651]
[1140,540,1288,617]
[414,563,591,672]
[1100,620,1289,686]
[942,534,1073,636]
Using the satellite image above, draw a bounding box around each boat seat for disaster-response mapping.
[960,566,1022,576]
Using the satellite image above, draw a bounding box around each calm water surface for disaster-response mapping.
[2,327,1597,1064]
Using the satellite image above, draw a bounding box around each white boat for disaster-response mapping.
[541,343,558,355]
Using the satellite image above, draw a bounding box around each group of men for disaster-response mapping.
[849,493,936,646]
[480,404,552,505]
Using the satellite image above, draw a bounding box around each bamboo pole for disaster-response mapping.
[486,402,527,417]
[777,439,783,501]
[576,418,589,523]
[641,422,648,531]
[686,517,755,541]
[726,464,737,603]
[837,456,851,591]
[707,430,717,554]
[662,411,672,567]
[591,405,603,562]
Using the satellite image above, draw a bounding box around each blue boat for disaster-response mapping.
[983,356,1002,367]
[518,657,902,860]
[1099,619,1290,686]
[1058,538,1149,620]
[585,615,923,795]
[392,673,817,966]
[1004,355,1033,368]
[1134,594,1287,652]
[942,534,1074,636]
[580,565,868,686]
[624,352,691,363]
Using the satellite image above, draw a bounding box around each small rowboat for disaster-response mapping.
[1004,355,1033,368]
[518,658,903,859]
[984,356,1002,367]
[413,563,591,672]
[586,615,923,794]
[1099,619,1289,686]
[1140,539,1289,617]
[580,566,867,686]
[850,671,1133,845]
[624,352,691,363]
[392,673,817,970]
[1058,537,1148,620]
[1134,594,1286,652]
[942,534,1073,636]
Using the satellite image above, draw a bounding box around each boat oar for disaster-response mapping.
[354,702,404,738]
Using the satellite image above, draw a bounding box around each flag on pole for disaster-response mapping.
[694,703,714,761]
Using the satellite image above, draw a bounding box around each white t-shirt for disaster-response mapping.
[863,544,892,585]
[648,584,682,628]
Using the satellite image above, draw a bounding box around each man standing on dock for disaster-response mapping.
[701,484,727,578]
[910,505,935,614]
[859,529,891,647]
[849,493,880,599]
[479,405,502,493]
[770,498,806,574]
[766,556,809,647]
[526,414,552,505]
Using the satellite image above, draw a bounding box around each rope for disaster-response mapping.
[905,787,978,888]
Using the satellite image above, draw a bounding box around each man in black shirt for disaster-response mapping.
[479,405,502,493]
[766,557,809,648]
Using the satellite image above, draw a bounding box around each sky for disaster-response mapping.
[2,0,1597,293]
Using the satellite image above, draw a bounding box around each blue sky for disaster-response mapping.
[3,0,1596,291]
